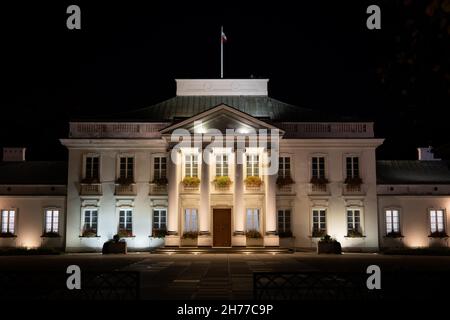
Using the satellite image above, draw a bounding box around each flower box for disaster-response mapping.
[152,229,167,238]
[244,176,263,188]
[117,229,134,238]
[41,231,61,238]
[276,175,295,187]
[182,176,200,188]
[81,228,98,238]
[213,176,232,188]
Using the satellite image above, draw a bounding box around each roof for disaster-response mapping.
[81,96,346,122]
[0,161,68,185]
[377,160,450,185]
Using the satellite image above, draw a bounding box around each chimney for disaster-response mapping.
[417,146,440,161]
[2,148,26,162]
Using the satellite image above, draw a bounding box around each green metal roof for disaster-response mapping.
[377,160,450,185]
[88,95,340,122]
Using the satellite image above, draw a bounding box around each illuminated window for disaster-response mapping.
[246,155,259,177]
[278,157,291,178]
[119,157,134,179]
[246,208,260,231]
[184,208,198,232]
[385,209,400,234]
[153,208,167,230]
[311,157,325,179]
[45,209,59,233]
[119,209,133,233]
[312,209,326,233]
[277,209,291,232]
[185,155,198,177]
[347,209,361,233]
[154,157,167,180]
[83,209,98,233]
[1,209,15,234]
[215,155,229,177]
[85,156,99,180]
[430,209,445,233]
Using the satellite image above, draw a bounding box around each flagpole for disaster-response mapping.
[220,26,223,79]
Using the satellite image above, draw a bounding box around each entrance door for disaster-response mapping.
[213,209,231,247]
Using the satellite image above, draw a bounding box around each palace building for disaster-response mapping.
[1,79,449,251]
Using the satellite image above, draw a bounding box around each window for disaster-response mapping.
[154,157,167,180]
[119,209,133,232]
[119,157,134,179]
[153,208,167,230]
[184,208,198,232]
[346,156,360,179]
[430,209,445,233]
[83,209,98,233]
[312,209,326,234]
[277,209,291,233]
[278,157,291,178]
[246,208,260,231]
[85,156,99,180]
[246,155,259,177]
[215,154,229,176]
[45,209,59,234]
[347,209,361,233]
[385,209,400,234]
[1,209,15,234]
[311,157,325,179]
[185,155,198,177]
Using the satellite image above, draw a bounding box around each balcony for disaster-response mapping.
[308,183,330,195]
[115,183,136,196]
[80,183,102,196]
[149,184,168,195]
[276,185,294,194]
[343,184,366,195]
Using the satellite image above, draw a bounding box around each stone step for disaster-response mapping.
[151,247,294,254]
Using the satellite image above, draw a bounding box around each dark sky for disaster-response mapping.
[2,0,449,161]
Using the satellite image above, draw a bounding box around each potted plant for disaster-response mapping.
[347,229,364,238]
[344,176,363,186]
[317,234,342,254]
[41,231,60,238]
[117,229,133,238]
[181,231,198,246]
[244,176,263,188]
[246,230,263,246]
[152,176,168,186]
[311,229,327,238]
[276,175,295,187]
[182,176,200,188]
[310,177,329,186]
[102,234,127,254]
[214,176,232,189]
[82,228,97,237]
[116,176,135,185]
[152,228,167,238]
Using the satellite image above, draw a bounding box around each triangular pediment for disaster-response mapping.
[160,104,283,135]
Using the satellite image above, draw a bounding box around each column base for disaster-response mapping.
[165,235,180,247]
[264,234,280,247]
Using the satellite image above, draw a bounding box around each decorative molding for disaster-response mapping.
[176,79,269,96]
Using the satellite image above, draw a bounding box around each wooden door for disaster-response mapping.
[213,209,231,247]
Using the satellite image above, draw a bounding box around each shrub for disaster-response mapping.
[312,229,327,238]
[182,176,200,187]
[214,176,232,188]
[182,231,198,239]
[319,234,338,243]
[245,230,262,238]
[276,175,294,186]
[244,176,263,187]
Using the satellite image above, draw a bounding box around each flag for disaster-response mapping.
[221,30,227,43]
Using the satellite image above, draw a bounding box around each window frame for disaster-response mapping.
[215,154,229,177]
[82,208,99,234]
[246,208,260,231]
[44,208,60,234]
[83,154,100,180]
[384,208,401,235]
[118,155,135,180]
[184,208,198,232]
[310,155,326,180]
[118,208,133,233]
[1,208,16,235]
[311,208,327,235]
[346,207,363,234]
[153,208,167,230]
[153,156,167,180]
[429,208,446,234]
[278,157,291,178]
[246,154,260,177]
[184,154,199,178]
[345,156,360,179]
[277,209,291,233]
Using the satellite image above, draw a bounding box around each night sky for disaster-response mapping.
[2,0,449,161]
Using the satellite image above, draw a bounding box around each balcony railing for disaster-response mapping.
[277,185,294,194]
[343,184,365,195]
[149,184,168,195]
[309,183,329,195]
[115,184,136,196]
[80,183,102,196]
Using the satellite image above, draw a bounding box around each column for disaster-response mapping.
[233,150,246,246]
[264,151,279,246]
[198,151,212,246]
[165,149,180,246]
